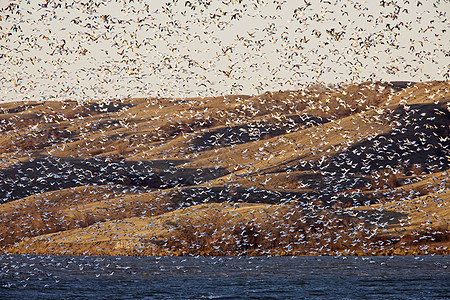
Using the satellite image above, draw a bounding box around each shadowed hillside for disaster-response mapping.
[1,81,449,256]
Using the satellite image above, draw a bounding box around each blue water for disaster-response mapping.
[0,254,449,299]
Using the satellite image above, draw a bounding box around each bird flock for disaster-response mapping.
[0,0,449,257]
[0,0,448,101]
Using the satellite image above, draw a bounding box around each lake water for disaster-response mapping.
[0,254,449,299]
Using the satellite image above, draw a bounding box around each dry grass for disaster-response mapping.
[1,81,449,256]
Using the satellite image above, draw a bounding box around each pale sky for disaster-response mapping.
[1,0,449,102]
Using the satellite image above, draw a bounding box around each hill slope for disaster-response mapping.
[1,81,449,256]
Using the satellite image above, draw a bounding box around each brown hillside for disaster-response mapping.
[1,81,449,256]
